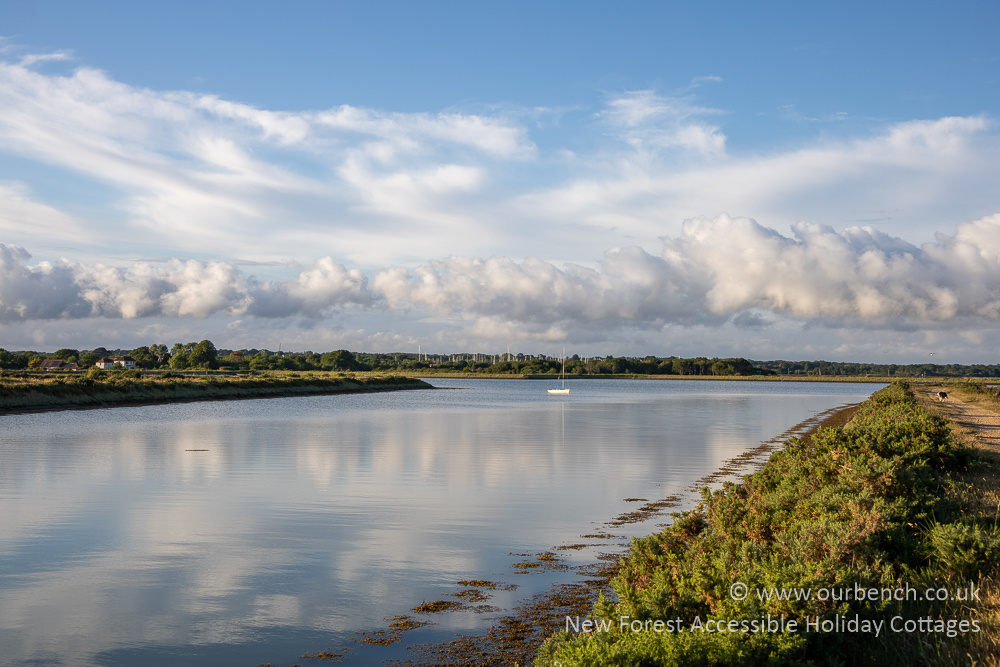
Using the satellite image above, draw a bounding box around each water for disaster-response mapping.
[0,378,880,666]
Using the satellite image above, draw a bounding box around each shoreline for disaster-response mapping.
[0,375,433,417]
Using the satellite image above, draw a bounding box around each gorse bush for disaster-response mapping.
[535,382,990,666]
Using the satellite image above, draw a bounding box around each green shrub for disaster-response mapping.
[535,383,985,666]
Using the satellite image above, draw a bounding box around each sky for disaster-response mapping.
[0,0,999,362]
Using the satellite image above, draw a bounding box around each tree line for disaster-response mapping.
[1,343,997,377]
[0,342,370,372]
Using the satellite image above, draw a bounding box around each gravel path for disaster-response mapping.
[919,386,1000,457]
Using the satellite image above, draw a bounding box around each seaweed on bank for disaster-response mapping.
[534,382,998,666]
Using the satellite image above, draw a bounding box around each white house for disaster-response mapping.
[113,356,136,369]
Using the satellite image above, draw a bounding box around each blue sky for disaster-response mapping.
[1,1,999,362]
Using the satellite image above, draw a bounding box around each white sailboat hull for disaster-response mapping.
[547,388,570,394]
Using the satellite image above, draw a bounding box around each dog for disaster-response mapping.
[937,391,948,402]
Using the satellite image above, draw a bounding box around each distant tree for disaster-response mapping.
[271,356,295,370]
[149,344,170,365]
[170,342,191,357]
[129,346,157,369]
[78,352,99,368]
[188,340,218,369]
[672,359,694,375]
[248,355,273,370]
[321,349,361,371]
[27,356,42,369]
[52,348,79,362]
[486,361,517,374]
[711,360,735,375]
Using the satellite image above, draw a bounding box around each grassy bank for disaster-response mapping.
[535,382,1000,666]
[0,370,432,414]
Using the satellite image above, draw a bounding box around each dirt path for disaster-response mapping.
[917,386,1000,458]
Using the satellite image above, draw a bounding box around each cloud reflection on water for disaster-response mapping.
[0,380,878,666]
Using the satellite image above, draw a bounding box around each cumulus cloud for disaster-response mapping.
[663,214,1000,323]
[373,213,1000,331]
[4,214,1000,330]
[4,213,1000,359]
[245,258,372,318]
[0,244,92,320]
[373,248,710,327]
[0,244,373,323]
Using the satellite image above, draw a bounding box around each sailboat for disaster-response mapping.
[547,349,570,394]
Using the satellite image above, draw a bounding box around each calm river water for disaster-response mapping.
[0,378,881,666]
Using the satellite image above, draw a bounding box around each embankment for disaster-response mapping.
[0,372,432,415]
[534,382,1000,666]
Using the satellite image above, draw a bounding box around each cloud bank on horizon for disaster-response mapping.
[4,213,1000,349]
[1,51,999,361]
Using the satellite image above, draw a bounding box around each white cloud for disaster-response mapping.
[514,115,997,256]
[0,245,374,323]
[1,53,999,361]
[314,105,534,158]
[0,182,85,239]
[662,213,1000,322]
[597,89,727,155]
[17,51,72,67]
[0,58,997,271]
[246,258,372,318]
[0,59,535,263]
[194,95,311,145]
[372,213,1000,335]
[4,214,1000,332]
[0,244,90,319]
